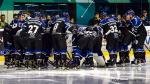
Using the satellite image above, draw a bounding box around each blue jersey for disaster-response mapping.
[130,16,142,29]
[10,19,27,29]
[10,19,27,35]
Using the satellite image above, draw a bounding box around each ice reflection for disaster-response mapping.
[0,65,149,84]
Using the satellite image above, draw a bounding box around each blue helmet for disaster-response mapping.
[62,12,70,17]
[55,14,60,20]
[51,15,60,24]
[110,14,117,20]
[100,11,108,16]
[125,9,135,16]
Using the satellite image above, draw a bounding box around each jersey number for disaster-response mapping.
[53,23,59,33]
[53,23,59,30]
[110,25,118,32]
[28,25,39,34]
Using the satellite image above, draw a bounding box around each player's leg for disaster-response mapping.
[132,27,147,64]
[34,35,43,69]
[3,30,14,66]
[86,36,94,67]
[59,35,67,68]
[123,31,134,64]
[71,35,82,68]
[132,41,145,65]
[138,28,147,63]
[12,36,23,67]
[86,50,94,67]
[42,33,52,68]
[117,34,125,65]
[73,47,81,68]
[52,34,61,68]
[53,51,60,68]
[93,37,106,67]
[23,38,34,68]
[106,34,118,66]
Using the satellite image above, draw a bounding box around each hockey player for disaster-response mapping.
[19,12,45,69]
[42,15,53,68]
[10,13,27,67]
[52,12,71,69]
[92,19,106,67]
[70,25,95,68]
[4,14,19,67]
[3,19,13,66]
[125,9,147,64]
[117,15,131,66]
[100,12,120,66]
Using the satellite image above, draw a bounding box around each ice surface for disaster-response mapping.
[0,64,150,84]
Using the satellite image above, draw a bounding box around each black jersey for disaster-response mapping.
[52,18,71,34]
[100,17,119,35]
[52,19,66,34]
[22,18,44,38]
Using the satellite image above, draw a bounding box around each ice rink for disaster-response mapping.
[0,64,150,84]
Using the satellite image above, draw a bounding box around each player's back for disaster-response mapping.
[100,17,118,34]
[24,18,44,38]
[52,18,66,34]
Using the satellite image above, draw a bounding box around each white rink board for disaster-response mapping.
[145,26,150,50]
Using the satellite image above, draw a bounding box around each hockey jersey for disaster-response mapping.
[130,16,145,33]
[22,18,45,38]
[10,19,27,35]
[100,17,119,36]
[52,18,71,34]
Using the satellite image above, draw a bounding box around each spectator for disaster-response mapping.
[45,15,52,28]
[71,18,75,24]
[117,14,122,22]
[141,10,150,26]
[13,14,18,20]
[0,14,7,29]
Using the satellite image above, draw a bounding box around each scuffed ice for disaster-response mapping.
[0,64,150,84]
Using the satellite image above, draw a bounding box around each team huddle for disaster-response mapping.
[3,9,147,69]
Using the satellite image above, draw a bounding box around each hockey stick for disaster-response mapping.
[128,30,136,37]
[144,44,150,52]
[67,51,72,60]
